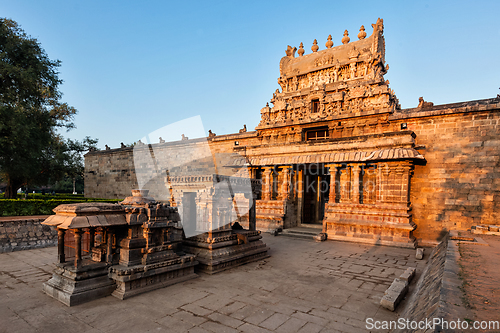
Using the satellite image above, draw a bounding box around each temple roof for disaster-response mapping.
[228,147,424,167]
[42,202,127,229]
[279,18,385,78]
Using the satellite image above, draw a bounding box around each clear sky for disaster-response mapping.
[2,0,500,149]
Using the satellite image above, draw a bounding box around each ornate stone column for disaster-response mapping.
[262,167,272,200]
[281,166,292,200]
[297,167,304,223]
[339,165,351,203]
[57,229,65,264]
[351,164,361,204]
[378,162,394,204]
[315,174,322,223]
[74,229,83,268]
[393,161,412,205]
[326,164,341,203]
[106,228,113,264]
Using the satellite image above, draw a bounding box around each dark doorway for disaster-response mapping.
[302,165,330,225]
[182,192,197,235]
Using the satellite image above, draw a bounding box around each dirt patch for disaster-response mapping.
[458,232,500,327]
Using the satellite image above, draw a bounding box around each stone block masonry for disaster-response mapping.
[390,100,500,243]
[0,217,57,253]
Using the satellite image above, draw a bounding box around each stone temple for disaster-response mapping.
[85,18,500,248]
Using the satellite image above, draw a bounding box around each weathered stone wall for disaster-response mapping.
[0,218,57,253]
[390,100,500,244]
[85,147,138,199]
[84,132,260,200]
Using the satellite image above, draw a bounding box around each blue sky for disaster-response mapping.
[2,0,500,149]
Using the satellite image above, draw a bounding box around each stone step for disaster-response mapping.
[280,228,321,240]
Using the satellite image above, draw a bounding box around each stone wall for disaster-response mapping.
[0,217,57,253]
[390,100,500,244]
[84,132,260,200]
[85,146,138,199]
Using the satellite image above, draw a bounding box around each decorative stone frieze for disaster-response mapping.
[257,18,399,129]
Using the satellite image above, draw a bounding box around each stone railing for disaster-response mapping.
[0,216,57,253]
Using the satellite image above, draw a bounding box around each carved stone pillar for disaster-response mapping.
[339,166,351,203]
[262,167,272,200]
[297,167,304,223]
[326,164,341,203]
[352,164,361,204]
[57,229,65,264]
[315,174,322,223]
[106,228,113,264]
[245,191,257,231]
[281,167,292,200]
[251,167,257,180]
[393,162,412,205]
[74,229,83,268]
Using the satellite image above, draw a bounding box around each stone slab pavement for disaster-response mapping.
[0,234,427,333]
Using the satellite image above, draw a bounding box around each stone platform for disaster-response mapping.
[42,261,115,307]
[183,229,269,274]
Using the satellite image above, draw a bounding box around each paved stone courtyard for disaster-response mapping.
[0,234,427,333]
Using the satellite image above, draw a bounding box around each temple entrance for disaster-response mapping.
[302,165,330,225]
[182,192,197,234]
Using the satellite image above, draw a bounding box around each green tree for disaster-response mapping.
[0,18,96,198]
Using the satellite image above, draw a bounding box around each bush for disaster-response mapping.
[0,198,121,216]
[0,193,86,200]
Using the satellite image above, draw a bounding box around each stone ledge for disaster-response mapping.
[391,234,473,333]
[390,98,500,121]
[324,233,416,248]
[381,267,416,311]
[471,224,500,236]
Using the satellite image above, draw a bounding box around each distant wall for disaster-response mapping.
[84,132,260,200]
[85,147,138,199]
[0,217,57,253]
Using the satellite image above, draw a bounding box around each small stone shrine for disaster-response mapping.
[172,174,269,274]
[109,190,198,300]
[42,202,125,306]
[42,190,198,306]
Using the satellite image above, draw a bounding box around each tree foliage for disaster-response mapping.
[0,18,96,198]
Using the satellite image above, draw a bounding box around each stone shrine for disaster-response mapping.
[172,174,269,274]
[42,190,198,305]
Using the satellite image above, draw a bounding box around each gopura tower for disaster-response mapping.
[243,18,424,248]
[258,18,398,128]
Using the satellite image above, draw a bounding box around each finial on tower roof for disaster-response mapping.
[358,25,367,40]
[285,45,297,58]
[311,39,319,52]
[341,30,350,44]
[325,35,333,48]
[298,42,304,56]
